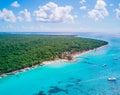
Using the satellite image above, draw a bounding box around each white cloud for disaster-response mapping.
[11,1,20,8]
[80,6,87,10]
[19,9,31,22]
[80,0,86,4]
[88,0,109,21]
[0,8,16,22]
[115,8,120,19]
[17,16,23,22]
[33,2,75,23]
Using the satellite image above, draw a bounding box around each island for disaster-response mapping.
[0,35,108,76]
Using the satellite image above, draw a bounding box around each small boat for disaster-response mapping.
[107,77,116,81]
[102,64,107,67]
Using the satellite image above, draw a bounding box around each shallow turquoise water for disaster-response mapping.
[0,34,120,95]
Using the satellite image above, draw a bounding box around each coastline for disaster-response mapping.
[0,45,107,78]
[42,50,93,65]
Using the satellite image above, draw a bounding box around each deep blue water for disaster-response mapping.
[0,32,120,95]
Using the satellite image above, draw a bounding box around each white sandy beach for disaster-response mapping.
[0,45,106,78]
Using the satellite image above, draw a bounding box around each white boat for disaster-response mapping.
[107,77,116,81]
[102,64,107,67]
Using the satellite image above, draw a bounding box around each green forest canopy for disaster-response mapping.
[0,35,108,74]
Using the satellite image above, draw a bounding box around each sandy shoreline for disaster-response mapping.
[42,50,92,65]
[0,45,106,78]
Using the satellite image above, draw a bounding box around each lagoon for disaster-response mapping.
[0,33,120,95]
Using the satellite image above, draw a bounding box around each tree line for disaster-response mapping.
[0,35,108,74]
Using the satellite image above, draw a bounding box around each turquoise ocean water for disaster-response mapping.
[0,33,120,95]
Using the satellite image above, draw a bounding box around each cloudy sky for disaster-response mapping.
[0,0,120,33]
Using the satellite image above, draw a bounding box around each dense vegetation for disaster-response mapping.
[0,35,108,74]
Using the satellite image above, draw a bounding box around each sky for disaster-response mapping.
[0,0,120,33]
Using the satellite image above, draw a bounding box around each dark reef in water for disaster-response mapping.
[34,75,120,95]
[34,78,84,95]
[34,91,46,95]
[48,86,68,95]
